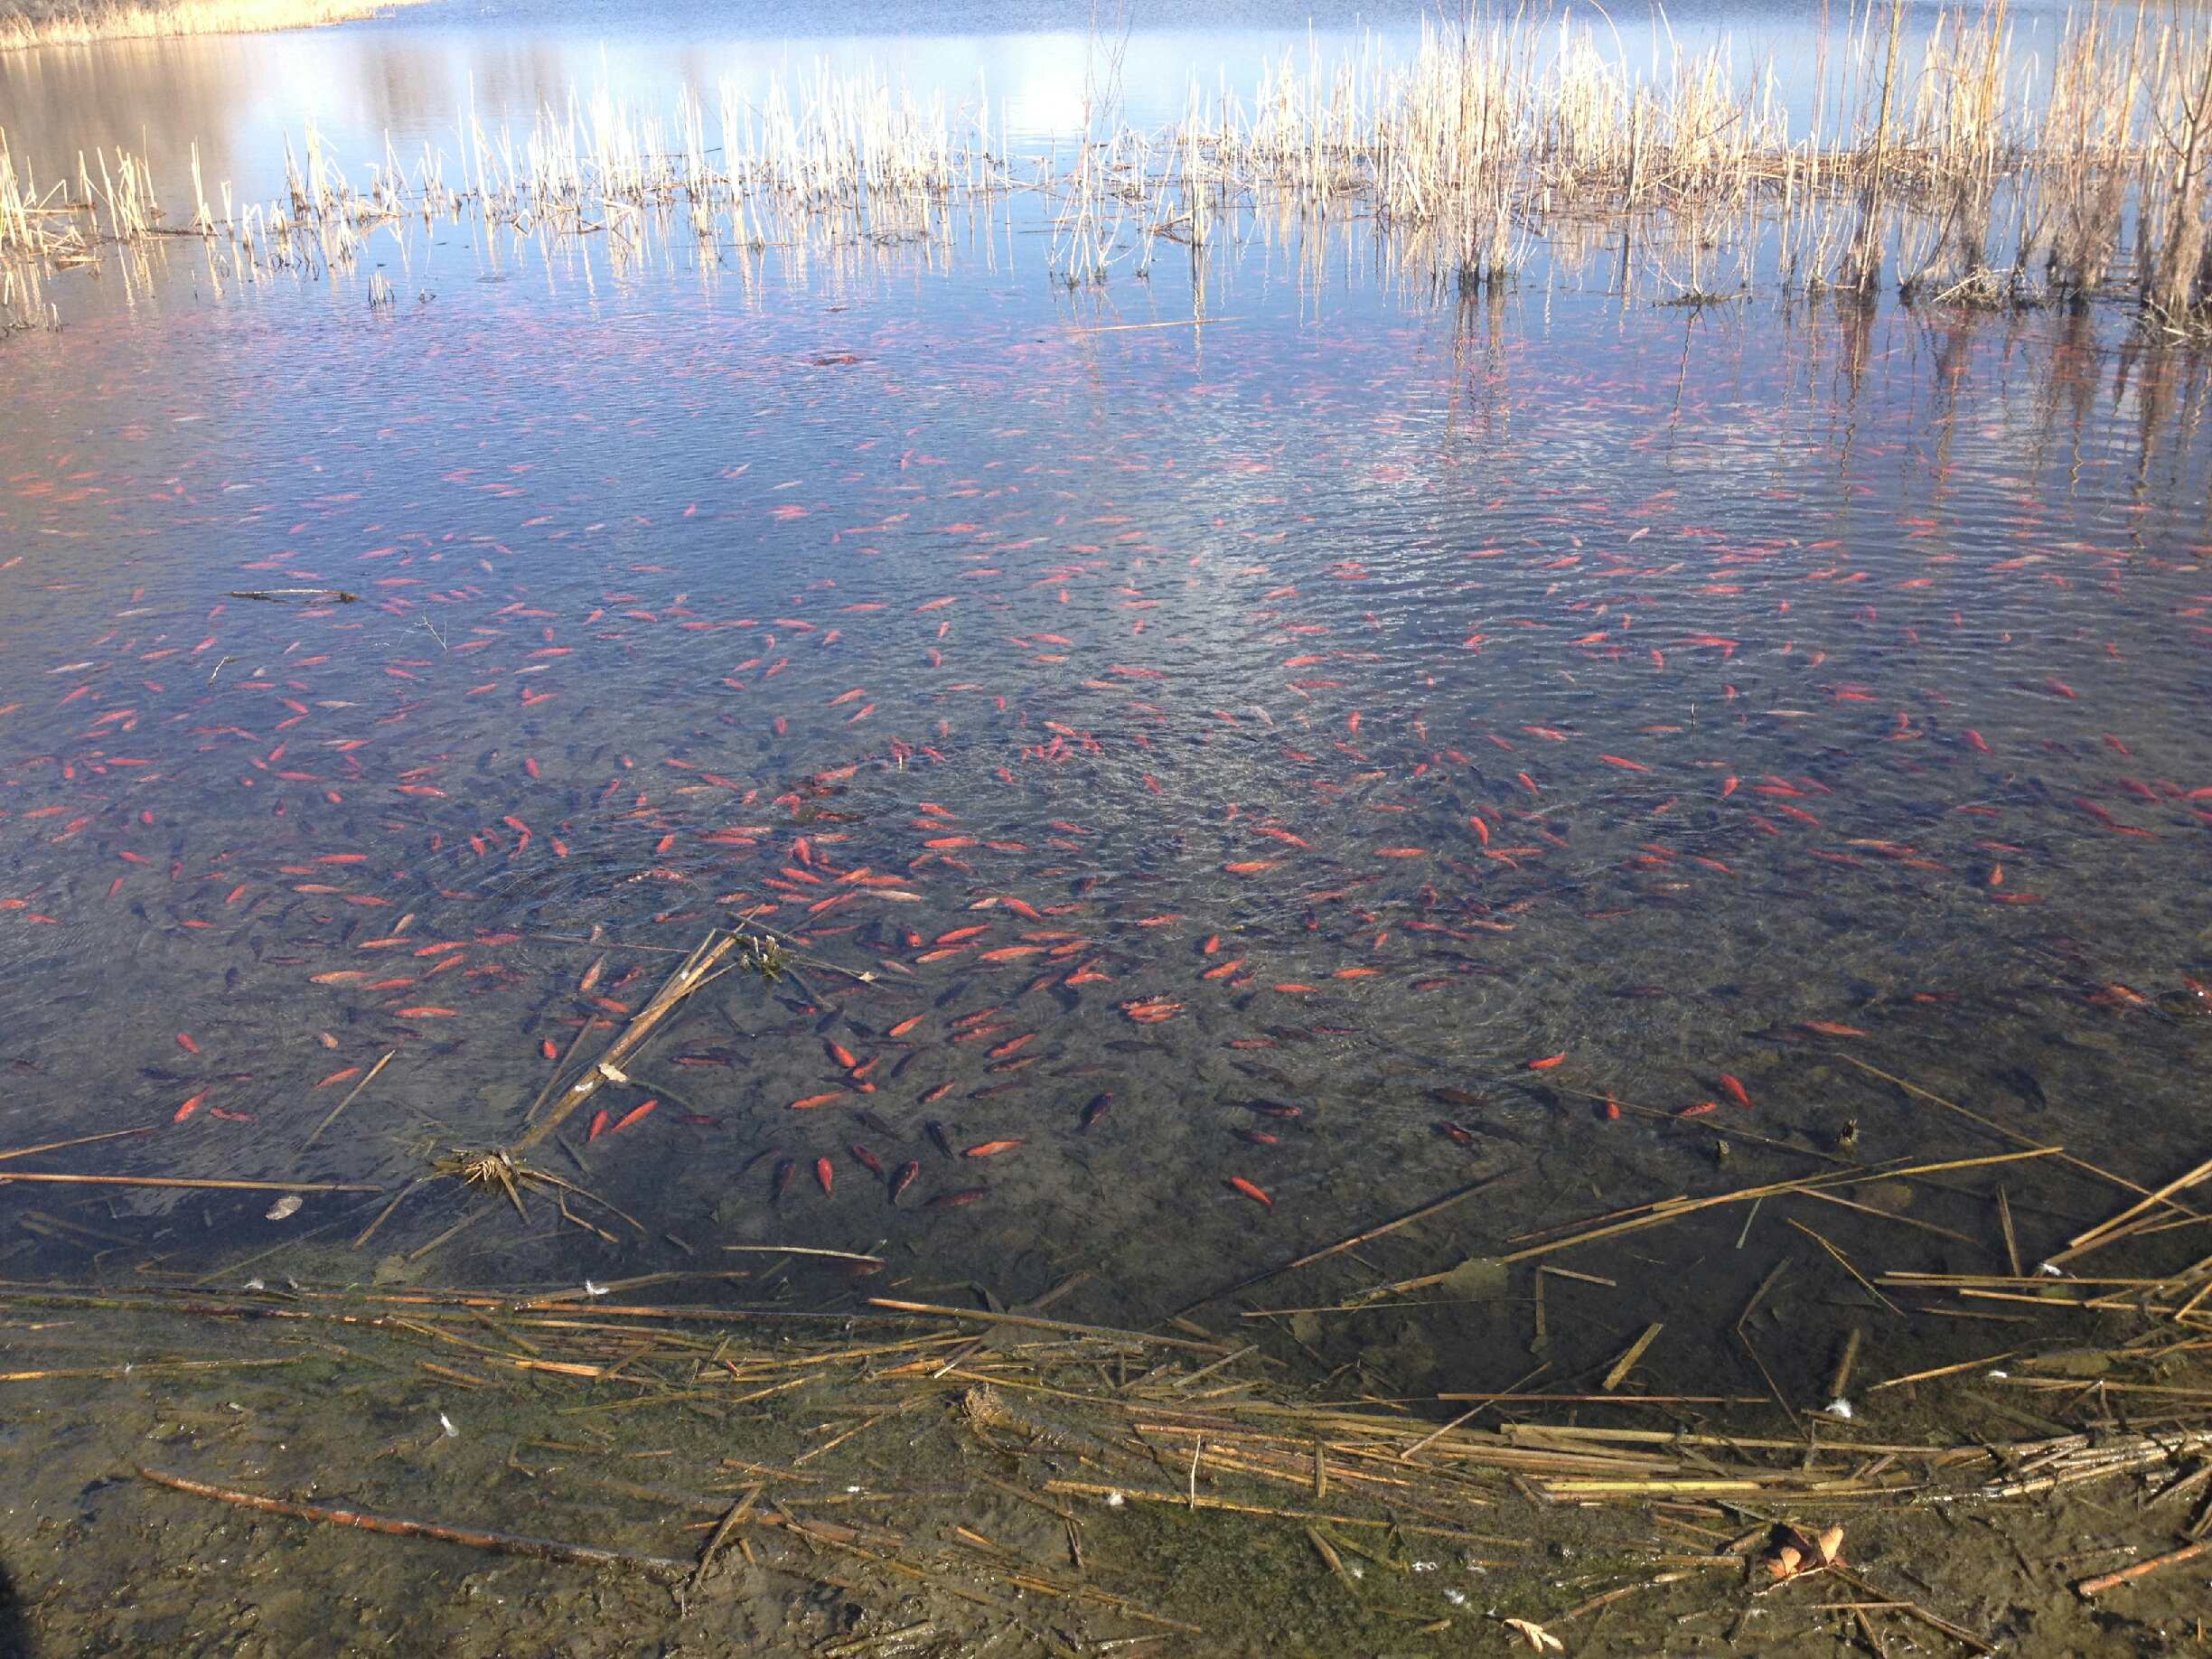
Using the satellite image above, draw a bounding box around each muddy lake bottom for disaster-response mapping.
[5,1270,2212,1658]
[2,177,2212,1655]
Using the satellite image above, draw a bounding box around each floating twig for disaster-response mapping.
[867,1298,1232,1353]
[0,1171,378,1193]
[0,1126,155,1165]
[136,1466,691,1578]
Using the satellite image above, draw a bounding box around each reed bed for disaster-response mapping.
[0,0,423,52]
[3,5,2209,329]
[1149,1,2212,316]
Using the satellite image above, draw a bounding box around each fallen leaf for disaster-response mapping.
[1503,1617,1565,1653]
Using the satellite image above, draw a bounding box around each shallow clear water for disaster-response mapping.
[2,3,2211,1417]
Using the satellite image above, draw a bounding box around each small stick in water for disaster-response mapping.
[136,1467,690,1578]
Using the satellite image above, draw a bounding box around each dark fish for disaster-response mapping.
[928,1186,987,1208]
[1078,1092,1112,1130]
[888,1161,919,1204]
[772,1157,795,1201]
[925,1120,954,1158]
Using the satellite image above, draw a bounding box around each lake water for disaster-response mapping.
[2,0,2210,1420]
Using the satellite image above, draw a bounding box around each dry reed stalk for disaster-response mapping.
[2049,1149,2212,1268]
[1600,1323,1664,1392]
[297,1048,395,1155]
[867,1298,1231,1354]
[1041,1477,1499,1543]
[2139,19,2212,326]
[511,929,735,1153]
[136,1465,694,1576]
[0,1126,155,1164]
[2076,1538,2212,1598]
[0,1170,376,1193]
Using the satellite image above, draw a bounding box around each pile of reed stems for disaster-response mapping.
[5,1259,2208,1650]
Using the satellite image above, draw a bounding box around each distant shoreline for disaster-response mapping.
[1,0,429,52]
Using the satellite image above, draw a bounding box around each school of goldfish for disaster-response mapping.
[0,248,2207,1301]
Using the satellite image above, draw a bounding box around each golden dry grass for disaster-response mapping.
[0,0,424,52]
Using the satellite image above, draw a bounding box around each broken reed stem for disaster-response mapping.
[1433,1392,1765,1405]
[1388,1148,2057,1291]
[689,1485,762,1590]
[514,930,736,1153]
[1867,1349,2023,1392]
[1786,1218,1905,1317]
[353,1176,426,1249]
[1855,0,1907,291]
[2075,1538,2212,1598]
[1796,1186,1977,1244]
[1826,1564,1996,1654]
[407,1203,491,1262]
[723,1244,885,1267]
[1829,1327,1864,1402]
[1041,1479,1500,1544]
[0,1126,155,1164]
[298,1048,395,1154]
[524,1012,599,1127]
[3,1357,303,1383]
[136,1466,692,1578]
[0,1171,377,1193]
[2050,1151,2212,1268]
[867,1298,1231,1354]
[1833,1056,2197,1212]
[1181,1172,1504,1313]
[1600,1323,1664,1392]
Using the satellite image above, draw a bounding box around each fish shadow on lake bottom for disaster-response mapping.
[0,1557,26,1659]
